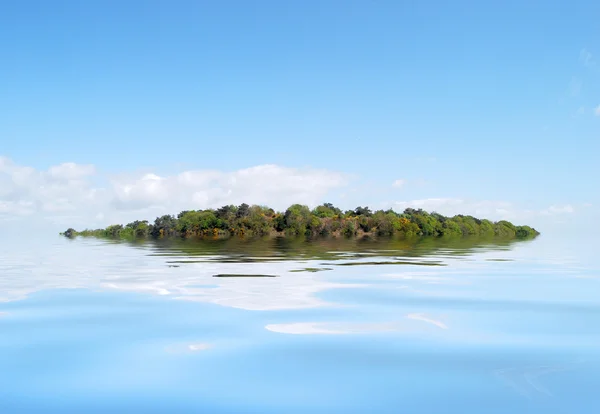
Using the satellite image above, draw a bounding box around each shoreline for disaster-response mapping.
[62,227,538,242]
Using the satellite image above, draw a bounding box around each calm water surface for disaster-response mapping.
[0,235,598,413]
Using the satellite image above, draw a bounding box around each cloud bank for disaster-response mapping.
[0,156,348,226]
[0,156,588,231]
[110,164,347,212]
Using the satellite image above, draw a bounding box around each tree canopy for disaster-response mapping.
[62,203,540,240]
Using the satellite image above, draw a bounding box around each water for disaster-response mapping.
[0,234,598,413]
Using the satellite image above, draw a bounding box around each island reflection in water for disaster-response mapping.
[0,235,598,413]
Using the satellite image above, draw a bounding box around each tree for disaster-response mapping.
[313,203,341,218]
[353,206,372,217]
[105,224,123,237]
[343,220,357,236]
[216,205,236,219]
[236,203,250,219]
[63,202,540,240]
[284,204,311,235]
[126,220,149,237]
[244,205,271,235]
[151,215,177,237]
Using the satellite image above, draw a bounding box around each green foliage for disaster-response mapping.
[105,224,124,237]
[312,203,342,218]
[515,225,536,238]
[495,220,517,237]
[124,220,149,237]
[151,215,177,237]
[479,219,495,236]
[357,216,374,232]
[441,219,462,236]
[62,228,76,238]
[62,203,540,241]
[243,206,271,235]
[284,204,311,235]
[236,203,250,219]
[343,219,357,236]
[353,206,373,217]
[372,211,395,235]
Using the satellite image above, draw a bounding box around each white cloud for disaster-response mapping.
[0,156,348,226]
[0,200,36,216]
[595,105,600,116]
[395,198,464,210]
[540,205,575,216]
[0,156,104,216]
[110,164,348,213]
[580,48,595,67]
[392,179,406,188]
[1,155,590,233]
[47,162,95,180]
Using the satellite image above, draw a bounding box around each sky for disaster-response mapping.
[0,0,598,234]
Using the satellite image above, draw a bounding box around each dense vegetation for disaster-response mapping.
[61,203,540,240]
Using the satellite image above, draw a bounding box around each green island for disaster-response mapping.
[61,203,540,240]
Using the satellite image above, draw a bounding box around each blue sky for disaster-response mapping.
[0,1,598,232]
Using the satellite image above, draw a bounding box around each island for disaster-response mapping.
[61,203,540,240]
